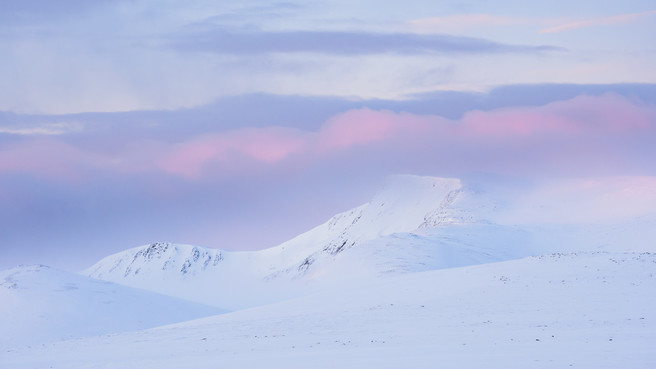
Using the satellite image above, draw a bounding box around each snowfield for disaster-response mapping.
[2,252,655,368]
[0,265,224,349]
[1,175,655,368]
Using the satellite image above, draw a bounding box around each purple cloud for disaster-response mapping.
[171,29,563,55]
[0,0,121,23]
[2,93,653,181]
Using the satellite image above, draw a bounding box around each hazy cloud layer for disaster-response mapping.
[172,29,562,55]
[18,94,653,180]
[1,0,654,114]
[407,10,656,34]
[4,83,652,139]
[0,0,120,21]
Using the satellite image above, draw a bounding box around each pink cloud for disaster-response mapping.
[158,127,309,178]
[408,11,656,35]
[457,94,654,142]
[540,10,656,34]
[1,94,654,183]
[544,94,654,131]
[306,94,655,177]
[407,14,536,32]
[158,135,228,178]
[156,111,436,178]
[460,109,576,139]
[317,109,436,150]
[230,128,309,163]
[0,139,101,183]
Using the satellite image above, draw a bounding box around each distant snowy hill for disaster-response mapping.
[7,252,656,369]
[84,175,656,310]
[0,265,224,349]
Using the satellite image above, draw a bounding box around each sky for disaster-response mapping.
[1,0,655,271]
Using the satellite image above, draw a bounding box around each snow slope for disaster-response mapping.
[0,265,224,349]
[4,252,655,369]
[85,175,656,309]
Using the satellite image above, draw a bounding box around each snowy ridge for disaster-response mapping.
[260,175,467,277]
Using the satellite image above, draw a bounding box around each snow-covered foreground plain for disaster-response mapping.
[2,252,655,369]
[0,265,224,349]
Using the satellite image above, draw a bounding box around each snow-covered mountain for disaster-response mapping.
[3,174,656,367]
[85,176,504,308]
[85,175,656,309]
[0,265,224,349]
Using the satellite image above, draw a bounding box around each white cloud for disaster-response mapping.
[0,122,84,135]
[0,1,654,114]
